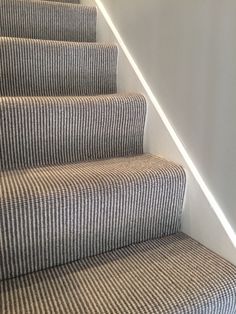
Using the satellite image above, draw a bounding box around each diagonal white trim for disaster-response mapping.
[95,0,236,249]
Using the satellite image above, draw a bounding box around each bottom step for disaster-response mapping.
[1,233,236,314]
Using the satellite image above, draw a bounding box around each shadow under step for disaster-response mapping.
[0,37,117,96]
[0,0,96,42]
[1,233,236,313]
[1,94,146,170]
[1,154,186,280]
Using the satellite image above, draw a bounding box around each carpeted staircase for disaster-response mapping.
[0,0,236,313]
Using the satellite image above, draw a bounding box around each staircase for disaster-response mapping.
[0,0,236,313]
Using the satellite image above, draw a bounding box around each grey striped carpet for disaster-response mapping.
[1,154,186,280]
[42,0,80,3]
[0,0,96,42]
[1,233,236,314]
[0,37,117,96]
[1,94,146,170]
[1,0,236,312]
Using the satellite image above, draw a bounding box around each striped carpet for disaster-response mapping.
[1,0,236,312]
[1,94,146,170]
[0,37,117,96]
[1,154,186,280]
[42,0,81,3]
[1,233,236,314]
[0,0,96,42]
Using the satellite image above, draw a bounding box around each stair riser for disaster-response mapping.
[0,0,96,42]
[1,95,146,170]
[0,38,117,96]
[1,164,186,280]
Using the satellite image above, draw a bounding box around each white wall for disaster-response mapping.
[82,0,236,264]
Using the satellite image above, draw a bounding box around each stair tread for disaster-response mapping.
[1,154,186,280]
[0,0,96,42]
[0,36,116,48]
[1,93,146,170]
[42,0,80,3]
[0,37,117,96]
[1,233,236,313]
[2,154,184,197]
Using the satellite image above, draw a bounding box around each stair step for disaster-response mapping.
[0,37,117,96]
[1,154,186,280]
[42,0,80,3]
[0,0,96,42]
[1,94,146,170]
[1,233,236,313]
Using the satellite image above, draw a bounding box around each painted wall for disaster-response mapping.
[81,0,236,264]
[99,0,236,228]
